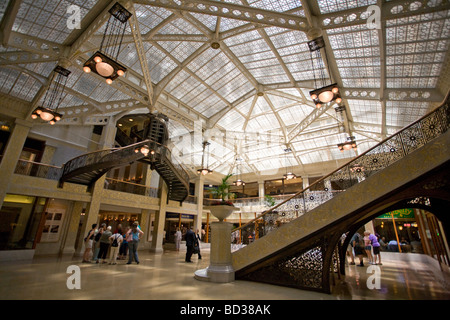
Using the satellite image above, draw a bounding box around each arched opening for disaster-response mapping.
[338,197,450,299]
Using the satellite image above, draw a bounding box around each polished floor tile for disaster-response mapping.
[0,249,449,300]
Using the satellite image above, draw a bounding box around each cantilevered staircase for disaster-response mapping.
[59,113,189,203]
[231,93,450,293]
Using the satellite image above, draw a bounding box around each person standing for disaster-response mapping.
[351,232,365,267]
[175,227,182,252]
[185,227,195,263]
[364,231,374,265]
[126,222,144,265]
[109,231,123,265]
[370,232,382,265]
[82,224,97,263]
[195,229,202,260]
[119,226,129,260]
[97,226,112,264]
[92,224,105,262]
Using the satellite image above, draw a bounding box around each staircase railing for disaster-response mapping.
[60,139,190,190]
[231,91,450,249]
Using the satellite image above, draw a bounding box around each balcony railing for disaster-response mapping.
[13,158,62,180]
[104,177,159,198]
[231,90,450,251]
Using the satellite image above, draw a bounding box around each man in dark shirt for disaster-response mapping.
[185,227,195,262]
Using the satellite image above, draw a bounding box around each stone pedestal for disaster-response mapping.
[194,205,239,283]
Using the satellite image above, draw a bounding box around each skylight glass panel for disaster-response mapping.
[9,72,41,102]
[135,4,172,33]
[13,0,97,44]
[59,92,86,109]
[385,12,449,90]
[347,99,382,125]
[157,41,204,63]
[328,25,380,88]
[217,109,245,131]
[246,113,281,132]
[158,18,202,35]
[386,101,429,128]
[0,67,21,95]
[278,104,310,127]
[0,0,11,22]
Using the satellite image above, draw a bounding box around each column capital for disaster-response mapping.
[14,118,34,128]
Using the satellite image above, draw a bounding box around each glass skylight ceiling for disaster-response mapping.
[0,0,449,178]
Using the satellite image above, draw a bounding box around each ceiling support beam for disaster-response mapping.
[127,1,155,111]
[135,0,309,32]
[0,0,22,46]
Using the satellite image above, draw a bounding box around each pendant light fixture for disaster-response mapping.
[233,158,245,186]
[337,136,357,152]
[83,2,132,84]
[282,147,297,180]
[31,65,70,125]
[197,141,213,175]
[308,36,342,108]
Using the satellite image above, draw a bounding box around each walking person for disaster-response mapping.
[82,224,97,263]
[109,230,123,265]
[185,226,195,263]
[195,229,202,259]
[175,227,182,252]
[126,222,144,264]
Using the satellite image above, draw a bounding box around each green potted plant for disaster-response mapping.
[208,173,235,206]
[206,174,240,221]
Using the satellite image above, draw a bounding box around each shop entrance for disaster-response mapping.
[165,213,194,243]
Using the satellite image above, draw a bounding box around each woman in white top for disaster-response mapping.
[175,227,182,251]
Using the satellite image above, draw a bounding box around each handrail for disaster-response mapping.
[231,90,450,246]
[61,138,191,184]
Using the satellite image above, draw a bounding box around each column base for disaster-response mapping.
[194,265,235,283]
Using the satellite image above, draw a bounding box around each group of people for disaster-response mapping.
[348,230,382,267]
[82,221,144,265]
[174,226,202,263]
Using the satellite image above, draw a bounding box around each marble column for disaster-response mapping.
[61,201,84,255]
[150,178,167,253]
[0,119,33,209]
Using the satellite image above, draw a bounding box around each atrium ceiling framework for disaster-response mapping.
[0,0,449,177]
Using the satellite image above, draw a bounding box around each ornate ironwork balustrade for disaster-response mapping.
[232,93,450,249]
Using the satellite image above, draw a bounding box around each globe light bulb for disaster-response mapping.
[96,62,114,77]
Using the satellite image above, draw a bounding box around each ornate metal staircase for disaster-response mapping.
[58,113,189,203]
[231,92,450,293]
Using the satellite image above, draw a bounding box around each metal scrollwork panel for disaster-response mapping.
[400,122,426,155]
[240,240,327,290]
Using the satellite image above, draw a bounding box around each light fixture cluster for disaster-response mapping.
[309,83,342,108]
[308,36,342,108]
[31,65,70,125]
[83,2,131,84]
[83,51,126,84]
[135,145,155,157]
[31,106,62,125]
[197,141,213,175]
[337,136,357,152]
[233,158,245,186]
[282,147,297,180]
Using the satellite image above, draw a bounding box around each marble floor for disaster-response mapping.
[0,248,449,301]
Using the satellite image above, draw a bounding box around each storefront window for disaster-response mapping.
[0,194,47,250]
